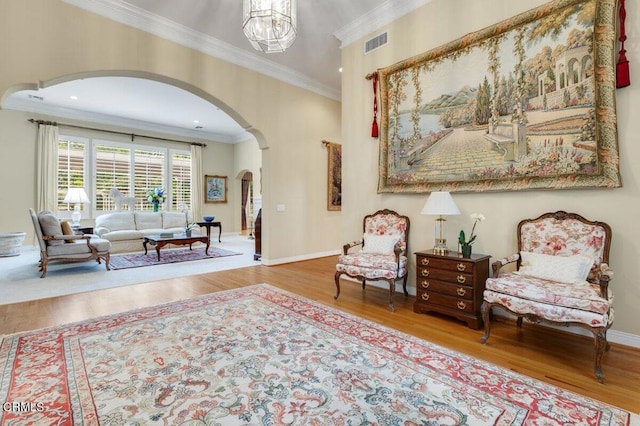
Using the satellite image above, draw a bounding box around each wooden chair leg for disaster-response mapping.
[516,316,523,327]
[334,272,342,300]
[40,258,48,278]
[480,302,491,344]
[594,328,607,383]
[402,274,409,296]
[362,280,366,290]
[387,279,395,312]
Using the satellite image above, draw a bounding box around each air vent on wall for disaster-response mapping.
[28,94,44,101]
[364,32,388,54]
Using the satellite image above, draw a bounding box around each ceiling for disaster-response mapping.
[3,0,431,142]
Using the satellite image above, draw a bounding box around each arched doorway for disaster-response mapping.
[241,171,254,235]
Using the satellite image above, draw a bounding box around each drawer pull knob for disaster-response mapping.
[456,275,466,284]
[421,258,430,266]
[456,263,467,271]
[456,287,467,296]
[421,270,430,277]
[421,280,430,288]
[457,301,467,310]
[421,293,430,301]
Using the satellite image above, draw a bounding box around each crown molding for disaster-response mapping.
[5,96,248,143]
[333,0,433,48]
[60,0,340,101]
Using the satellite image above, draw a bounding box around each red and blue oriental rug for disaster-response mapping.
[108,247,241,270]
[0,284,634,425]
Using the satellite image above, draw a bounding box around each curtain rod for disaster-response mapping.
[27,119,207,148]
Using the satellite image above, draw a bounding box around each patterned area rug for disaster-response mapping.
[109,247,241,269]
[0,284,633,425]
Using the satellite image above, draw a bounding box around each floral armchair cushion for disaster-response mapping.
[363,211,408,255]
[519,216,609,270]
[483,211,613,383]
[485,211,613,328]
[336,253,408,280]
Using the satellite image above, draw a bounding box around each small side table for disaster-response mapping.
[197,221,222,242]
[413,249,491,329]
[73,226,94,235]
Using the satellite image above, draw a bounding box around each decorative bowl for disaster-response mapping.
[203,216,215,222]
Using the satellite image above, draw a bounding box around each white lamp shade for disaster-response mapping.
[63,188,90,204]
[420,191,460,216]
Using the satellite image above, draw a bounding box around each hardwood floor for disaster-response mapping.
[1,255,638,414]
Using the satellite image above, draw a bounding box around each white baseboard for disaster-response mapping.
[491,312,640,349]
[262,250,341,266]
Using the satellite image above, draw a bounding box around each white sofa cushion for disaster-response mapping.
[98,230,144,242]
[95,212,136,232]
[135,212,162,230]
[163,211,188,229]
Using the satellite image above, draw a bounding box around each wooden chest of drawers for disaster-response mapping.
[413,250,490,329]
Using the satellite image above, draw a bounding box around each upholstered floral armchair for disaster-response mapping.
[334,209,410,311]
[481,211,613,382]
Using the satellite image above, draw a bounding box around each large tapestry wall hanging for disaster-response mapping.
[377,0,622,193]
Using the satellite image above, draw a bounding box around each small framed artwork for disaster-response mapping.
[324,141,342,211]
[205,175,227,203]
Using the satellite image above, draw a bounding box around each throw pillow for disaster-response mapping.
[362,234,400,255]
[60,221,75,243]
[515,251,594,284]
[37,211,64,246]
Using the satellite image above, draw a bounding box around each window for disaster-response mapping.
[57,136,86,212]
[95,144,131,211]
[133,148,164,211]
[171,151,192,211]
[56,135,192,217]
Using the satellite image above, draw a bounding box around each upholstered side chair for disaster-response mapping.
[30,208,112,278]
[334,209,410,311]
[481,211,613,382]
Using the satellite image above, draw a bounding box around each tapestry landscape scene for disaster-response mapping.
[378,0,621,193]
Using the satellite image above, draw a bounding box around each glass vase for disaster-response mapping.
[153,201,159,212]
[461,244,472,258]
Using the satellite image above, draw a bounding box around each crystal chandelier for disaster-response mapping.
[243,0,297,53]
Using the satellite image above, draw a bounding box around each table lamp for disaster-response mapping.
[420,191,460,255]
[63,188,90,226]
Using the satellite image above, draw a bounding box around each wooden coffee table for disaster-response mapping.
[143,234,210,261]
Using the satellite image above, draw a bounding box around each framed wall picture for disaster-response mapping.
[205,175,228,203]
[324,141,342,211]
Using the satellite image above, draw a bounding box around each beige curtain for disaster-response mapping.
[190,144,203,222]
[36,123,59,213]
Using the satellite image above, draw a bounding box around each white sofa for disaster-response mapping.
[94,211,201,253]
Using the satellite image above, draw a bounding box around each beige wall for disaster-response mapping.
[0,0,342,262]
[341,0,640,339]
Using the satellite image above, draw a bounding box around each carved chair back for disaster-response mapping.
[362,209,410,256]
[516,211,611,280]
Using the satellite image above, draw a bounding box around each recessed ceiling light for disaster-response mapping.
[69,95,78,100]
[193,120,200,124]
[339,67,343,73]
